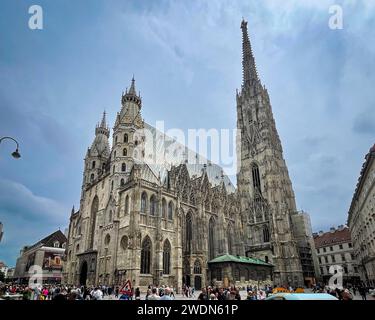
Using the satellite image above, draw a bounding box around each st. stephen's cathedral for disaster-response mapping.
[64,20,305,290]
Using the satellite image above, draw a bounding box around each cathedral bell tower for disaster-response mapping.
[110,77,145,192]
[81,112,110,195]
[236,19,304,287]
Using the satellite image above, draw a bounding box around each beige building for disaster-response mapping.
[313,226,360,286]
[13,230,67,284]
[64,19,309,291]
[348,144,375,286]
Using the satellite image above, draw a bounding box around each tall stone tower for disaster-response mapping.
[236,19,304,287]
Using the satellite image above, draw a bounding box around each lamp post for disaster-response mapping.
[0,136,21,159]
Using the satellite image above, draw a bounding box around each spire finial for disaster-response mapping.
[129,76,136,95]
[100,110,107,128]
[241,18,260,87]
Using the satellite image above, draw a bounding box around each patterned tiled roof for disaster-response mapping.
[313,227,351,248]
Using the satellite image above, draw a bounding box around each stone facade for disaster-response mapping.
[348,144,375,286]
[64,19,308,291]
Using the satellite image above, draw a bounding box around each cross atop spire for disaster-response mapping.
[241,19,260,88]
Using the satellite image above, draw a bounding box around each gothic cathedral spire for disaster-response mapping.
[237,19,304,287]
[241,19,260,89]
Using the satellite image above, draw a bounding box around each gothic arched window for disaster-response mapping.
[252,163,261,193]
[150,195,157,216]
[123,148,127,156]
[227,224,234,255]
[113,165,115,174]
[162,198,167,219]
[120,178,125,187]
[208,217,215,260]
[168,202,173,220]
[92,161,96,169]
[193,260,201,274]
[186,213,193,254]
[140,236,152,274]
[89,196,99,249]
[141,192,147,213]
[163,240,171,274]
[125,195,129,215]
[121,163,126,172]
[90,173,94,182]
[263,225,270,243]
[124,133,128,143]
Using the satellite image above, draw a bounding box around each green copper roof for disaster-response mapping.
[208,254,274,267]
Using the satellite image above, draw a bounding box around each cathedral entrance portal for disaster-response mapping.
[194,276,202,290]
[79,261,88,286]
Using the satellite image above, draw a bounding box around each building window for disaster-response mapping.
[124,133,128,143]
[54,241,60,248]
[89,196,99,249]
[354,266,358,273]
[339,244,343,250]
[186,212,193,254]
[90,173,95,182]
[234,268,241,281]
[348,243,352,248]
[123,148,127,156]
[331,255,336,263]
[344,266,348,274]
[162,198,167,219]
[320,267,324,274]
[125,195,129,215]
[120,178,125,186]
[323,247,326,253]
[330,246,333,251]
[208,217,215,259]
[120,236,128,250]
[163,240,171,274]
[108,210,112,223]
[115,136,118,144]
[141,192,147,213]
[114,151,116,158]
[168,201,173,220]
[140,236,152,274]
[341,254,346,262]
[122,163,126,172]
[113,165,115,174]
[104,234,110,246]
[193,260,202,274]
[227,224,234,254]
[111,180,114,191]
[216,268,222,281]
[92,161,96,169]
[263,225,270,243]
[150,195,157,216]
[251,163,261,193]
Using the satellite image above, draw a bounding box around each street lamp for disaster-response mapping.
[0,136,21,159]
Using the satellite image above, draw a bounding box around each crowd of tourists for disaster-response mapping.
[312,283,371,300]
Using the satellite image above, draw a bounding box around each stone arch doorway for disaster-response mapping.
[79,261,88,286]
[194,275,202,290]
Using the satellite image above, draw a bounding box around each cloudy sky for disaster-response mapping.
[1,0,375,266]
